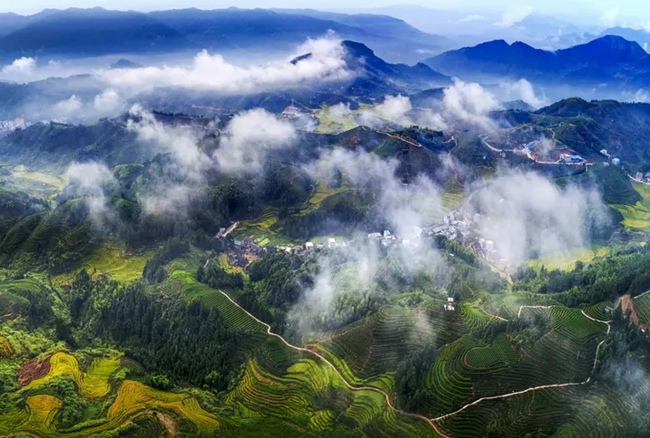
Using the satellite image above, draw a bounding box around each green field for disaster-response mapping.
[314,106,359,134]
[528,246,609,272]
[612,181,650,232]
[54,244,152,284]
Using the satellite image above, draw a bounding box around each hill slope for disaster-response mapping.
[424,35,650,90]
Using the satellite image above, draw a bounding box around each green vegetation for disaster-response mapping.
[612,181,650,232]
[3,108,650,437]
[55,244,152,285]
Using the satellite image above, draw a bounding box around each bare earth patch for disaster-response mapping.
[621,295,647,332]
[155,411,178,437]
[18,355,52,387]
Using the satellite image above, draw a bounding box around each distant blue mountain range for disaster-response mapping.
[424,35,650,90]
[0,7,449,64]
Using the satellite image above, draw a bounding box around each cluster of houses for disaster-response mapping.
[279,237,346,256]
[229,237,264,268]
[634,172,650,183]
[367,228,426,248]
[600,149,623,167]
[559,153,585,164]
[426,210,477,242]
[281,101,303,119]
[444,297,455,311]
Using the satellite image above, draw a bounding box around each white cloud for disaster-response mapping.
[64,161,117,229]
[325,102,352,119]
[359,80,499,132]
[52,95,83,120]
[441,79,500,130]
[293,147,447,334]
[499,79,547,108]
[100,35,352,94]
[459,15,487,23]
[601,8,620,27]
[215,108,297,173]
[128,104,210,181]
[494,6,533,28]
[93,89,124,114]
[126,106,297,216]
[1,57,36,80]
[469,171,609,263]
[374,95,413,121]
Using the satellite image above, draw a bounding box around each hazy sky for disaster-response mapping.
[0,0,644,27]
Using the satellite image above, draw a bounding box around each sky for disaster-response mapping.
[1,0,648,32]
[0,0,644,19]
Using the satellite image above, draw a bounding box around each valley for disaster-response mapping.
[1,6,650,437]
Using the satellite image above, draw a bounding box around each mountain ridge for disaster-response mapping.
[424,35,650,92]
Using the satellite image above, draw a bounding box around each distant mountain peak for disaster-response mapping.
[565,34,648,63]
[342,40,376,57]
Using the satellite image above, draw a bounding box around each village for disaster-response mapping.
[215,200,498,315]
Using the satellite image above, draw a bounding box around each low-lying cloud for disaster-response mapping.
[292,147,448,335]
[216,109,297,173]
[468,171,610,263]
[126,106,297,216]
[360,79,501,132]
[100,35,352,94]
[1,57,36,80]
[499,79,547,108]
[64,161,117,229]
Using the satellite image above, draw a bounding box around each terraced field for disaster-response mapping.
[107,380,220,435]
[437,385,630,438]
[23,352,121,398]
[612,181,650,232]
[225,358,437,437]
[170,269,265,333]
[0,336,14,358]
[633,292,650,327]
[411,305,609,421]
[315,304,467,387]
[528,246,609,272]
[54,245,151,284]
[582,302,613,322]
[464,335,519,369]
[308,181,341,207]
[1,349,221,438]
[23,395,62,435]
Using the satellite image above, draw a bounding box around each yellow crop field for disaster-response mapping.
[25,395,62,433]
[54,245,152,285]
[108,381,220,435]
[0,335,14,358]
[24,352,120,398]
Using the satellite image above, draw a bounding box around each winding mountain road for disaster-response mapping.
[212,267,613,436]
[216,288,450,437]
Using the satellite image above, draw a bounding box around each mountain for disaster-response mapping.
[0,8,189,58]
[600,27,650,48]
[272,8,449,58]
[0,7,450,64]
[424,35,650,92]
[0,39,450,121]
[533,98,650,163]
[338,40,450,95]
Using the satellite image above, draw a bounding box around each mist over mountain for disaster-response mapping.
[0,7,451,64]
[3,5,650,438]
